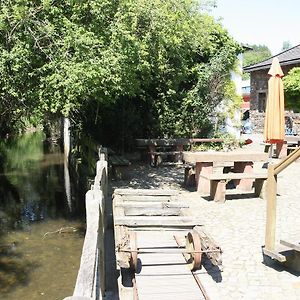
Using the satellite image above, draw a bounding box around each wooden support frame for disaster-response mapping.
[264,147,300,256]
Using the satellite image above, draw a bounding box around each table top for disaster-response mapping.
[183,151,268,163]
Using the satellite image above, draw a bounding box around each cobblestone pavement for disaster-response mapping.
[111,134,300,300]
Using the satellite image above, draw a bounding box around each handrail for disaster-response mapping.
[274,146,300,175]
[265,146,300,251]
[64,148,108,300]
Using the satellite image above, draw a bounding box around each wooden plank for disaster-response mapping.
[114,201,189,209]
[114,225,131,269]
[191,138,223,143]
[114,216,202,227]
[183,151,268,163]
[114,189,178,196]
[193,225,222,266]
[265,164,277,251]
[134,231,204,300]
[274,146,300,175]
[199,172,268,181]
[124,207,181,216]
[262,247,286,262]
[280,240,300,252]
[118,195,177,202]
[73,190,102,299]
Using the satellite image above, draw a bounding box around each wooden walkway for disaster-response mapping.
[134,230,205,300]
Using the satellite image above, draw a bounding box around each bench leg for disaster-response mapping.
[234,162,253,191]
[195,162,213,194]
[275,141,287,158]
[254,178,266,198]
[184,166,195,187]
[210,180,226,203]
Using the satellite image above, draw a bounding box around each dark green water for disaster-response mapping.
[0,132,85,300]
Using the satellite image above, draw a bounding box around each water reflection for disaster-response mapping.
[0,132,85,299]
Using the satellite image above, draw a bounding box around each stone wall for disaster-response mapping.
[250,110,300,134]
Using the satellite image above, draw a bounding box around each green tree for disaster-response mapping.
[0,0,241,149]
[282,40,292,51]
[283,67,300,112]
[242,44,272,79]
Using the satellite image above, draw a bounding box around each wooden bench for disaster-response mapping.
[109,155,131,180]
[150,150,182,167]
[199,172,268,203]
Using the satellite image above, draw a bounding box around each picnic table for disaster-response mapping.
[136,138,223,166]
[183,151,268,202]
[264,135,300,158]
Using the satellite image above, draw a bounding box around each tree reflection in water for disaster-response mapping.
[0,132,84,298]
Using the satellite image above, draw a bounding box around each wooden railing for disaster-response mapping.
[64,148,108,300]
[265,146,300,251]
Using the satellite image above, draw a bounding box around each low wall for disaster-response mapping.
[250,111,300,134]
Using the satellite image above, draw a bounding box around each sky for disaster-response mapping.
[209,0,300,55]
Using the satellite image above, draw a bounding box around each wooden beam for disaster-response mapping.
[265,164,277,251]
[262,247,286,262]
[73,190,102,299]
[274,147,300,175]
[113,188,178,196]
[193,225,222,266]
[117,195,178,202]
[114,201,188,208]
[114,216,202,227]
[280,240,300,252]
[124,207,181,216]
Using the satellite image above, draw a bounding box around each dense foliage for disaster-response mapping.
[0,0,241,149]
[283,67,300,112]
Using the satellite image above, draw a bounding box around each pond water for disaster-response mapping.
[0,132,85,300]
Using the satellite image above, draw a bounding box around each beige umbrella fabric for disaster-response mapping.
[264,57,285,143]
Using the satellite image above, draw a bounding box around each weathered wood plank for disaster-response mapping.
[73,190,102,299]
[262,247,287,262]
[280,240,300,252]
[200,172,268,180]
[193,225,222,266]
[124,207,181,216]
[114,201,188,209]
[265,164,277,251]
[183,151,268,163]
[114,216,202,227]
[114,189,178,196]
[135,230,204,300]
[114,225,131,269]
[118,195,178,202]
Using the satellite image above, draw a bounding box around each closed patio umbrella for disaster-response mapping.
[264,57,285,145]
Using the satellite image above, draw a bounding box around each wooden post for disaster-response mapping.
[73,190,103,299]
[265,164,277,250]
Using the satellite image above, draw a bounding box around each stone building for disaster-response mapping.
[244,44,300,112]
[243,44,300,133]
